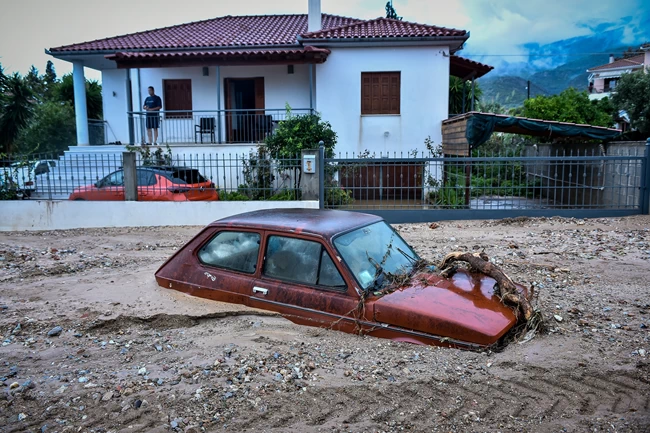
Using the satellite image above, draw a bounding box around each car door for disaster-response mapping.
[194,230,261,304]
[92,170,125,200]
[135,169,157,200]
[249,233,362,330]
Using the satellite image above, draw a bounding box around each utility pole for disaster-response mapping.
[527,80,531,100]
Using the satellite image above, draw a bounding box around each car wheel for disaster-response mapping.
[73,198,86,201]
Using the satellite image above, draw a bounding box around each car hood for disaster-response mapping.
[371,269,524,346]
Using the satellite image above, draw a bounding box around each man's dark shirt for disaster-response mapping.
[144,95,162,112]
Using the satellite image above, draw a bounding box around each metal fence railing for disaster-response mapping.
[0,150,301,201]
[324,147,647,213]
[2,144,648,217]
[127,108,313,145]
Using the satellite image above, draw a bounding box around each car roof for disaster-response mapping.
[211,208,383,238]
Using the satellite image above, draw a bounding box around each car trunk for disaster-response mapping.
[371,269,519,346]
[168,168,215,200]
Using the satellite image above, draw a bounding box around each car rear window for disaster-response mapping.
[168,169,208,185]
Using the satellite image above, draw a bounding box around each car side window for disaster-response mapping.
[263,236,346,289]
[102,171,124,187]
[198,231,260,274]
[34,162,49,175]
[136,170,156,186]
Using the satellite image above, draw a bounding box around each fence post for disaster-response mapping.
[318,141,325,209]
[123,152,138,201]
[641,138,650,215]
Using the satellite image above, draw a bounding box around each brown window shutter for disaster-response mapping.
[163,79,193,118]
[361,72,400,115]
[254,77,265,110]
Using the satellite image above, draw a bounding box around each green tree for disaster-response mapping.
[612,72,650,135]
[264,105,337,189]
[43,61,59,101]
[385,1,402,19]
[522,88,614,127]
[23,65,44,99]
[57,73,103,119]
[14,101,76,154]
[0,73,35,154]
[449,76,482,115]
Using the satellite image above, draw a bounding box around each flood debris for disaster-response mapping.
[439,251,536,322]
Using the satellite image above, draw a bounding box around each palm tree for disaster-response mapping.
[449,77,482,116]
[0,73,35,154]
[57,73,103,119]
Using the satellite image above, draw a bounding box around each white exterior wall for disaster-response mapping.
[316,46,450,155]
[0,201,318,231]
[101,69,130,143]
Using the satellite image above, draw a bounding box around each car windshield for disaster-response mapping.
[333,221,420,290]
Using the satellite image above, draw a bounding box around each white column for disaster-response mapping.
[72,61,89,146]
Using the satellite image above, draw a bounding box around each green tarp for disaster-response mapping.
[465,113,621,148]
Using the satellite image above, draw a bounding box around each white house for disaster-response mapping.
[47,0,492,156]
[587,52,646,101]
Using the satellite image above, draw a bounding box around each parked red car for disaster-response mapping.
[69,166,218,201]
[155,209,530,349]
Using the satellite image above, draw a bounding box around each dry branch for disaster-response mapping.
[439,251,534,321]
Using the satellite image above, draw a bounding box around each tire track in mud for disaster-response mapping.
[230,366,650,431]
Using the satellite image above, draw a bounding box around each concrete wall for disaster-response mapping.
[101,65,313,144]
[603,142,646,207]
[1,201,319,231]
[315,46,450,155]
[524,141,647,208]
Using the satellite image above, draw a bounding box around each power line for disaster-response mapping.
[461,52,644,57]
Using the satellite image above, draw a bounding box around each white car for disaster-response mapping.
[8,160,58,197]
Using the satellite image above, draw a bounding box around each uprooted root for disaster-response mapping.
[439,251,535,322]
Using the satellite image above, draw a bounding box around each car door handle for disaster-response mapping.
[253,286,269,295]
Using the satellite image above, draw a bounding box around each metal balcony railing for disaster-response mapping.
[127,108,313,145]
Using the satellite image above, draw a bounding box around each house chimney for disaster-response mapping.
[308,0,321,33]
[609,54,615,64]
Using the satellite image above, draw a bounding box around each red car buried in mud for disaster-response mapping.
[155,209,529,349]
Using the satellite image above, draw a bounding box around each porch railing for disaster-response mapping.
[127,108,313,145]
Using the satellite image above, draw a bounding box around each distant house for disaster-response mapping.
[46,0,492,154]
[587,53,645,101]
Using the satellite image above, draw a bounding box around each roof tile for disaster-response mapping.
[588,54,645,72]
[50,14,467,53]
[300,17,467,40]
[50,14,363,52]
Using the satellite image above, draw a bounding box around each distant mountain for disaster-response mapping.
[473,19,649,109]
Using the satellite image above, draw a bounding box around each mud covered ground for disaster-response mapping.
[0,215,649,433]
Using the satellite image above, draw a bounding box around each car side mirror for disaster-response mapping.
[94,181,102,188]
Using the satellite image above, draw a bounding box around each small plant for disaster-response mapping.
[125,144,172,166]
[325,183,354,206]
[268,189,301,201]
[239,148,275,200]
[218,190,250,201]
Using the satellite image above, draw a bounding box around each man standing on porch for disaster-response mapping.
[143,86,162,145]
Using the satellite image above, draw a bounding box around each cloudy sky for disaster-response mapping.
[1,0,647,80]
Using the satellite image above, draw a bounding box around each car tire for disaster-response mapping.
[73,198,86,201]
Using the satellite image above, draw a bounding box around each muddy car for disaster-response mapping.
[155,209,529,349]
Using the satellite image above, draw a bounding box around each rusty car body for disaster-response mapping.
[155,209,528,349]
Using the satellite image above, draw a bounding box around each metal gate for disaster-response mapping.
[322,144,650,223]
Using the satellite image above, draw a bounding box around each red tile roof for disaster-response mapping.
[50,14,467,53]
[449,56,493,79]
[106,47,331,60]
[300,17,466,40]
[50,14,363,52]
[588,54,644,72]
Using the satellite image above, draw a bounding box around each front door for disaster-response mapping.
[224,77,265,142]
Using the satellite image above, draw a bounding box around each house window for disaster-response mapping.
[361,72,400,115]
[163,79,192,118]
